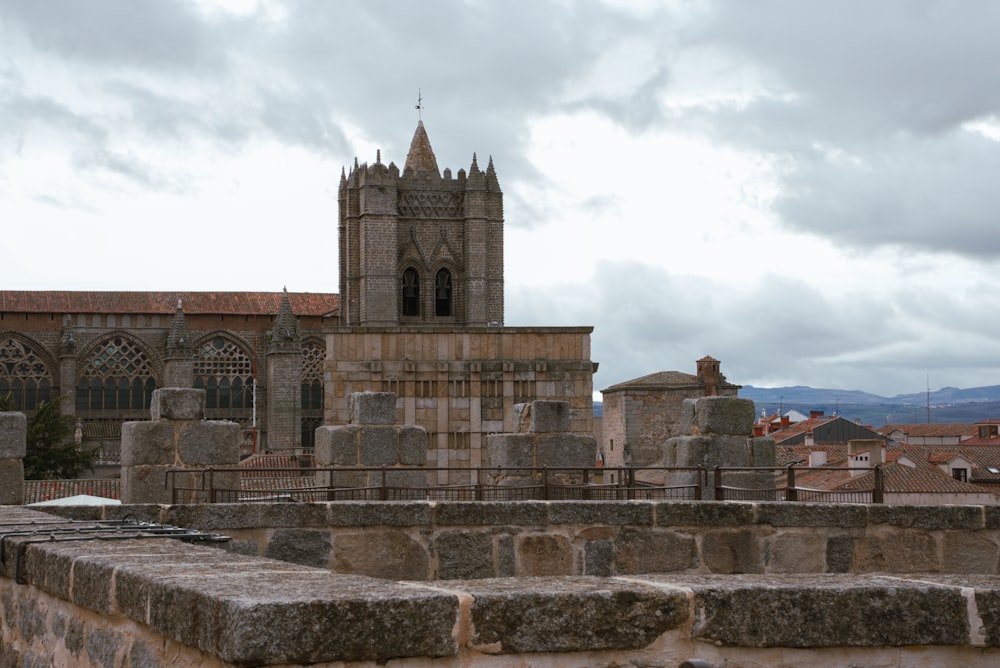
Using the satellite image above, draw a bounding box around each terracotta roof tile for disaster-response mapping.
[881,423,977,439]
[0,291,339,317]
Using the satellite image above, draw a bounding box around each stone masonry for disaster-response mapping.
[485,400,597,487]
[120,388,239,504]
[0,411,25,505]
[661,396,776,497]
[314,392,428,490]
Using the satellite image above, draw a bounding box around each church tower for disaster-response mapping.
[338,121,504,326]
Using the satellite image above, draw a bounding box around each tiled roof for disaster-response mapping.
[603,370,704,392]
[0,291,339,317]
[767,415,839,444]
[881,423,977,438]
[404,121,440,175]
[23,479,120,504]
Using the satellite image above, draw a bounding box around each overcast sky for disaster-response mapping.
[3,0,999,398]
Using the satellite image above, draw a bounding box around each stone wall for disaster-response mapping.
[47,500,1000,581]
[4,504,1000,667]
[0,411,25,505]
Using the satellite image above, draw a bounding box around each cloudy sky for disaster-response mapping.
[3,0,999,398]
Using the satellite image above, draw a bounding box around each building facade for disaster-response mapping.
[0,290,337,460]
[328,122,595,482]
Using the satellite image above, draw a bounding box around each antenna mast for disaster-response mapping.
[415,89,423,121]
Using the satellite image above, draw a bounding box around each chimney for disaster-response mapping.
[810,410,825,418]
[809,449,827,466]
[804,431,814,447]
[781,416,791,427]
[753,425,764,437]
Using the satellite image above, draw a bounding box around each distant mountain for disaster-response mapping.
[740,385,1000,426]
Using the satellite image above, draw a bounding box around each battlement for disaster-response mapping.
[4,503,1000,667]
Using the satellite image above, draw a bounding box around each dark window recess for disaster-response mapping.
[435,269,452,317]
[402,268,420,316]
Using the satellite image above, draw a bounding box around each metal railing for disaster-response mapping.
[167,466,708,504]
[164,463,894,505]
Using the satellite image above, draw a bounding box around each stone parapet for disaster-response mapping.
[4,506,1000,666]
[0,411,26,505]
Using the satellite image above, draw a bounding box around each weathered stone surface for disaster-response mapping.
[120,420,176,466]
[177,420,239,466]
[584,539,614,576]
[0,412,26,458]
[332,531,428,580]
[757,502,869,528]
[260,502,328,528]
[615,527,697,574]
[512,403,530,433]
[349,391,397,425]
[682,574,969,647]
[432,501,548,526]
[485,433,535,469]
[766,532,827,573]
[383,469,427,489]
[518,534,573,576]
[436,530,494,579]
[165,504,263,531]
[942,532,1000,573]
[264,529,332,568]
[465,577,689,653]
[547,501,653,526]
[535,433,596,468]
[327,501,432,527]
[398,425,427,465]
[692,396,755,436]
[854,531,940,573]
[870,504,985,530]
[0,458,24,505]
[314,425,361,465]
[657,501,756,527]
[702,529,763,574]
[150,388,205,421]
[121,465,173,504]
[826,534,854,573]
[359,426,398,466]
[528,401,570,433]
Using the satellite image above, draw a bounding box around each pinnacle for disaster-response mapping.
[404,121,440,176]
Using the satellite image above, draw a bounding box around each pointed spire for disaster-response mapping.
[486,155,500,191]
[166,299,192,352]
[470,152,480,175]
[271,288,300,343]
[403,121,440,176]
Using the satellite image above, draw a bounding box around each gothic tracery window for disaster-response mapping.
[435,268,452,317]
[301,341,325,450]
[76,336,156,412]
[193,336,253,412]
[0,337,53,411]
[402,267,420,317]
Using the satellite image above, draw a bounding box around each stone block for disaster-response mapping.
[332,531,429,580]
[0,411,27,458]
[686,574,969,647]
[535,433,596,469]
[465,577,689,653]
[512,403,530,433]
[259,503,329,528]
[164,504,263,531]
[657,501,756,527]
[692,396,755,436]
[435,530,495,579]
[177,421,239,466]
[518,534,573,576]
[757,502,869,528]
[122,465,174,504]
[432,501,548,526]
[150,388,205,421]
[360,426,399,466]
[702,529,763,574]
[547,501,653,526]
[869,504,985,530]
[614,527,697,574]
[528,401,570,433]
[749,436,777,466]
[485,434,535,469]
[398,425,427,465]
[315,426,361,466]
[854,531,940,573]
[349,392,396,425]
[327,502,432,527]
[679,398,698,436]
[120,420,176,466]
[264,529,332,568]
[765,532,827,573]
[584,539,614,576]
[942,532,1000,573]
[825,534,854,573]
[0,458,24,505]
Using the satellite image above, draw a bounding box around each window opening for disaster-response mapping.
[402,268,420,316]
[435,268,452,317]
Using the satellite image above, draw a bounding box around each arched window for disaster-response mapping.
[300,341,325,450]
[77,336,156,412]
[194,336,253,418]
[0,337,53,411]
[435,268,452,317]
[402,267,420,316]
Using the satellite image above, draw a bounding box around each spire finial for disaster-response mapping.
[415,89,423,121]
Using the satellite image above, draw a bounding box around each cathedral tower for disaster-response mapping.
[338,122,504,326]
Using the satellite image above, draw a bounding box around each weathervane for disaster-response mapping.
[415,89,423,121]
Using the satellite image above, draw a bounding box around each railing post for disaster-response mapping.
[873,464,884,504]
[713,467,723,501]
[380,466,388,501]
[542,466,549,500]
[627,468,635,500]
[695,466,704,501]
[207,469,215,504]
[786,464,798,502]
[582,468,590,501]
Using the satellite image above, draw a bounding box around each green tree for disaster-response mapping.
[0,394,95,479]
